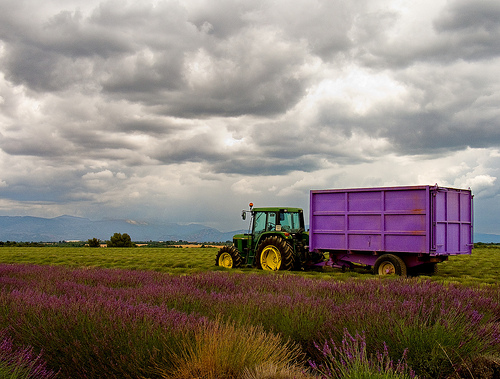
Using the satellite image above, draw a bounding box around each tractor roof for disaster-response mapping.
[252,207,303,213]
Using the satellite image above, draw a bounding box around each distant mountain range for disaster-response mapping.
[0,215,243,243]
[475,233,500,244]
[0,215,498,244]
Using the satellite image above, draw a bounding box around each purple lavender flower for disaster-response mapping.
[0,332,58,378]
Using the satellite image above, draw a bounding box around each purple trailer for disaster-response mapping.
[309,185,473,275]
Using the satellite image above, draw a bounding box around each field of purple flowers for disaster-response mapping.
[0,263,499,378]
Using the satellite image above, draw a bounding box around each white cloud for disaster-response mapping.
[462,175,496,194]
[231,179,261,195]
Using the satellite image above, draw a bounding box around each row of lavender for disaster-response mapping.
[0,263,499,378]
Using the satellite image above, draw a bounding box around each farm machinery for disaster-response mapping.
[216,185,474,275]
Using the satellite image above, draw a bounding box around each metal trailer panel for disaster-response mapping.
[309,185,473,256]
[433,187,474,255]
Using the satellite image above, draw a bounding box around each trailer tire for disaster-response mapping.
[215,246,242,269]
[416,262,438,276]
[373,254,407,276]
[257,236,294,271]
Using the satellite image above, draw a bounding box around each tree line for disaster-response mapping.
[1,233,228,247]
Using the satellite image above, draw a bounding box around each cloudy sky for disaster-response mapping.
[0,0,499,234]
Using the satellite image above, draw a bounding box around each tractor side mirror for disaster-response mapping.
[241,211,246,220]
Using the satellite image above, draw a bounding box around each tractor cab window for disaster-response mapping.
[253,212,267,235]
[279,212,302,232]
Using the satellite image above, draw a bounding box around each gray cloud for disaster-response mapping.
[433,0,500,62]
[435,0,500,32]
[0,0,499,234]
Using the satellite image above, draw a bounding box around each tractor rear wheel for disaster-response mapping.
[256,236,294,271]
[215,246,242,269]
[373,254,407,276]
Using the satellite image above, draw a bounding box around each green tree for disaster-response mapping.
[107,233,135,247]
[87,238,101,247]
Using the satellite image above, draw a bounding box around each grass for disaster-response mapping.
[433,247,500,286]
[0,246,499,285]
[0,247,216,274]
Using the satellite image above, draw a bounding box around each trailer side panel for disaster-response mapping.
[309,185,473,257]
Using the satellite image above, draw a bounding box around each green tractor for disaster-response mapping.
[215,203,324,271]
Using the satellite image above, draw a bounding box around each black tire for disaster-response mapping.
[215,246,242,268]
[416,262,438,276]
[256,236,294,271]
[373,254,407,276]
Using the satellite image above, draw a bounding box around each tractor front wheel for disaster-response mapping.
[257,236,294,271]
[215,246,242,269]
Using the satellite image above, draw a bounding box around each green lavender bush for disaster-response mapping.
[310,330,416,379]
[0,331,58,379]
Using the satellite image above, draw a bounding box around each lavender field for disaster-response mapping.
[0,252,500,378]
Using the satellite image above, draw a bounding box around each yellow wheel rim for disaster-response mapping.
[219,252,233,268]
[378,261,396,275]
[260,245,281,271]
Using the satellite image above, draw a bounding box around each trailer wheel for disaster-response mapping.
[215,246,242,269]
[373,254,407,276]
[257,236,294,271]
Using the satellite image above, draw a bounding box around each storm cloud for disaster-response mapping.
[0,0,499,234]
